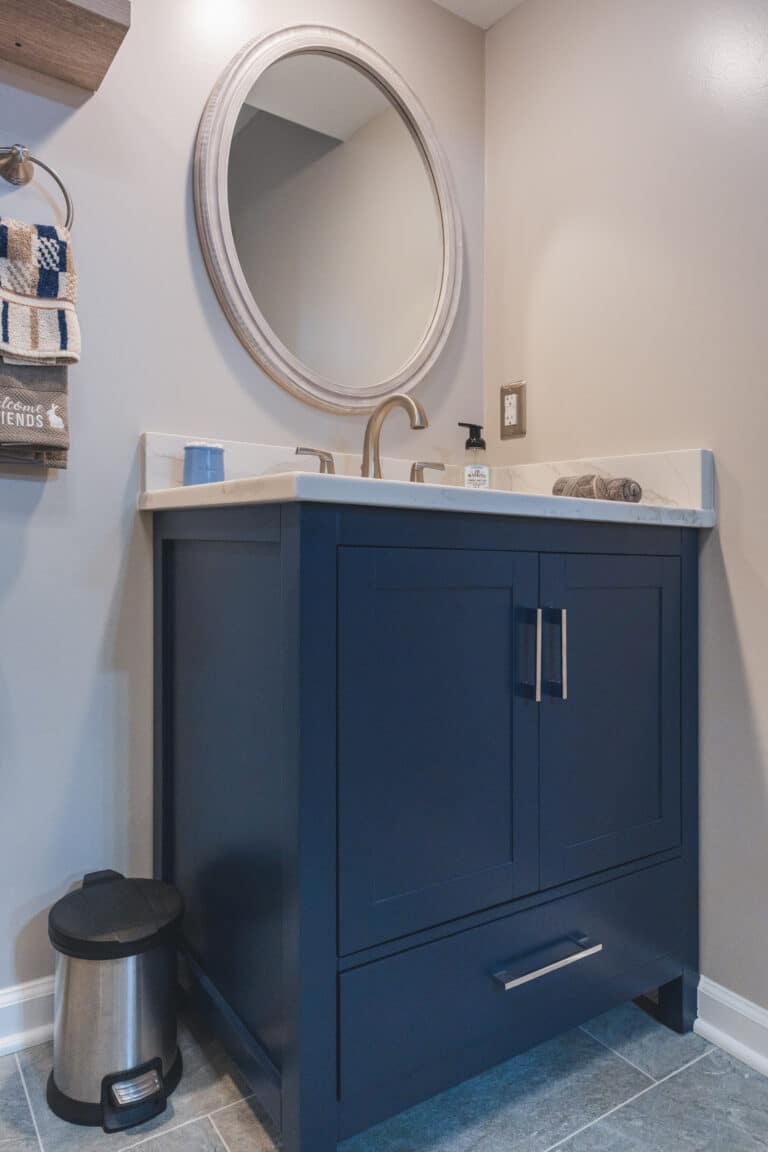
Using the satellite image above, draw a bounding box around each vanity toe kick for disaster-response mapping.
[339,860,684,1138]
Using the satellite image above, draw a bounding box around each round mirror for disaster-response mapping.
[195,27,463,413]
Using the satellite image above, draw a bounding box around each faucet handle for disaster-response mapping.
[410,461,446,484]
[296,447,336,475]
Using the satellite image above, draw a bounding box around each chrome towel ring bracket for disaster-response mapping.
[0,145,74,231]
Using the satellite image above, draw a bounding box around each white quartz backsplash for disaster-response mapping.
[142,433,713,517]
[142,431,462,491]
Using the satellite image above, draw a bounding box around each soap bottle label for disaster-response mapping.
[465,464,490,490]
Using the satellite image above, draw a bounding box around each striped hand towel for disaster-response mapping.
[0,216,80,363]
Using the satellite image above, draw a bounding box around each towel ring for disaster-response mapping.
[0,145,74,231]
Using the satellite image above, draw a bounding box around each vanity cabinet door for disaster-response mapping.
[539,554,682,887]
[337,547,540,955]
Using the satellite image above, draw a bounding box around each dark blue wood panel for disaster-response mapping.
[540,554,682,886]
[339,859,684,1137]
[169,538,286,1068]
[279,506,339,1152]
[338,547,540,954]
[658,529,700,1033]
[336,847,682,972]
[338,505,682,556]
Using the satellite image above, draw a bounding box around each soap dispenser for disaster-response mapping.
[459,422,490,490]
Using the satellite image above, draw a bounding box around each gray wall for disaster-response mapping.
[486,0,768,1006]
[0,0,484,988]
[7,0,760,1015]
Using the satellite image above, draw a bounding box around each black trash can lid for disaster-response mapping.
[49,871,183,961]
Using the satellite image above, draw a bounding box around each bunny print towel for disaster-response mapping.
[0,361,69,465]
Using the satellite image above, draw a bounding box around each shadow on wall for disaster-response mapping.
[0,59,90,109]
[0,478,46,978]
[13,892,57,985]
[699,465,768,997]
[0,58,87,224]
[102,450,155,877]
[6,451,153,984]
[0,477,46,756]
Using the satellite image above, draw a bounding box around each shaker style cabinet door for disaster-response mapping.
[337,547,540,955]
[539,554,682,887]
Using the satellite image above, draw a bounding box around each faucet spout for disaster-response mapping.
[361,394,428,479]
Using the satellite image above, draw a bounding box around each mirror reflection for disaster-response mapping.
[228,52,444,392]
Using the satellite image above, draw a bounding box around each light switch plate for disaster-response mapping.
[500,382,526,440]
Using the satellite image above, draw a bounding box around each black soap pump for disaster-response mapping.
[459,422,489,490]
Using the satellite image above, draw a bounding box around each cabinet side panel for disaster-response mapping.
[280,504,339,1152]
[169,538,285,1069]
[657,528,700,1031]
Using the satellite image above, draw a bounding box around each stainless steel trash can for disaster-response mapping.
[47,870,183,1132]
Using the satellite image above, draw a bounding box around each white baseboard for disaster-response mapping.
[0,975,54,1057]
[696,976,768,1078]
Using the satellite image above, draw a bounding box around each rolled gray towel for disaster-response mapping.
[553,474,642,502]
[553,474,608,500]
[605,477,642,502]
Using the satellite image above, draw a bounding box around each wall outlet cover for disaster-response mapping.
[500,381,526,440]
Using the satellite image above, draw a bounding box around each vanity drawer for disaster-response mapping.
[339,861,684,1136]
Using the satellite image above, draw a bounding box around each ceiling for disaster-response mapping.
[431,0,527,29]
[245,54,389,142]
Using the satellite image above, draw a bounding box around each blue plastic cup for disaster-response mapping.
[183,443,225,486]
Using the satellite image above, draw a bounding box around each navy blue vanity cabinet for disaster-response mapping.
[338,547,540,953]
[154,503,699,1152]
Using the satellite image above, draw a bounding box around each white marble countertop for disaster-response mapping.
[139,469,715,528]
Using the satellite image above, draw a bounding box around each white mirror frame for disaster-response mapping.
[194,26,463,414]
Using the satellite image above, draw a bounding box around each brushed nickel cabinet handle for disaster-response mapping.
[535,608,543,703]
[561,608,568,701]
[493,936,603,991]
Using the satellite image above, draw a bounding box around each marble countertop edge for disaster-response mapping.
[138,471,716,529]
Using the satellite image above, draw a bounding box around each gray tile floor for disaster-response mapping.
[1,1003,765,1151]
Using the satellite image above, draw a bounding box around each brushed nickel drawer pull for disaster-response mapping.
[535,608,543,703]
[561,608,568,701]
[493,936,603,991]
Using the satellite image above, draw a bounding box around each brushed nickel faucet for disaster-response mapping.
[361,394,428,479]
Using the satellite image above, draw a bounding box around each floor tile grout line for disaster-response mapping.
[14,1054,44,1152]
[579,1025,657,1082]
[122,1114,205,1150]
[210,1091,258,1118]
[120,1092,258,1151]
[539,1049,713,1152]
[208,1114,232,1151]
[452,1039,654,1152]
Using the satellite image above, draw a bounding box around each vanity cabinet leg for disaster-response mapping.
[656,969,698,1034]
[281,1085,337,1152]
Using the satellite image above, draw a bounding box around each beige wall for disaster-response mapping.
[486,0,768,1006]
[230,107,442,390]
[0,0,484,988]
